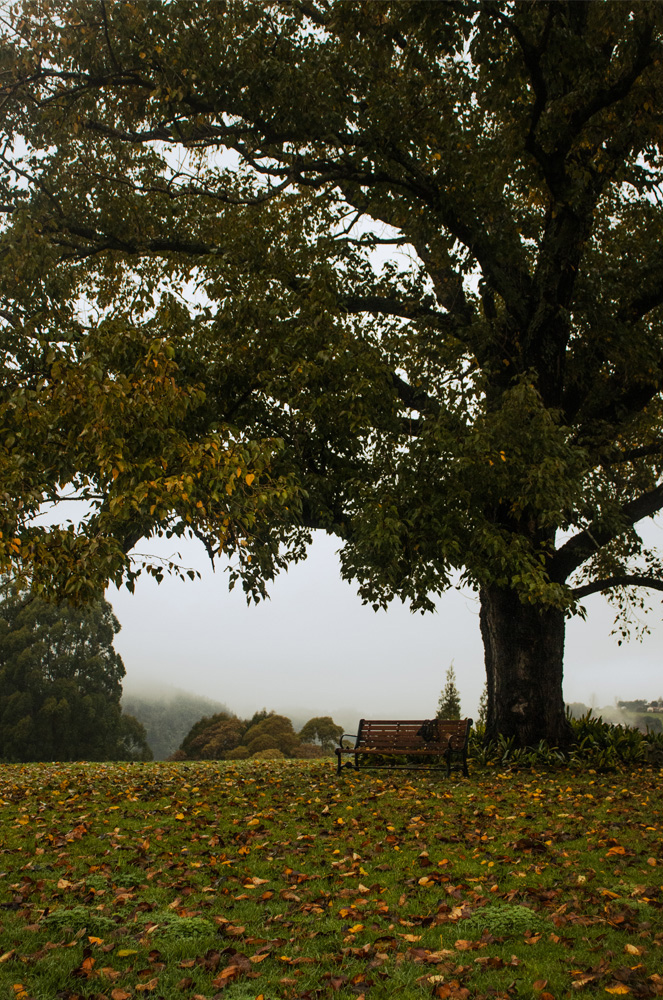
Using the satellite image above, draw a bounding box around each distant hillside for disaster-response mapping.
[121,685,230,760]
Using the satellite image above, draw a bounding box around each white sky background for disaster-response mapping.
[111,523,663,731]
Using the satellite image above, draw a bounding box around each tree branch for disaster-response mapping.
[552,481,663,582]
[573,574,663,599]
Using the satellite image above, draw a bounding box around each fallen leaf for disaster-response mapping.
[135,979,159,992]
[605,986,631,996]
[211,965,242,987]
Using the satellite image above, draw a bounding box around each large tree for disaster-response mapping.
[1,2,663,746]
[0,579,151,761]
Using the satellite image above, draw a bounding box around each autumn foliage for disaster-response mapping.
[1,760,663,999]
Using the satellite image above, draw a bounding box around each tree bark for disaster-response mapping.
[479,585,573,748]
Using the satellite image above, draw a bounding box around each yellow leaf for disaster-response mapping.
[605,986,630,995]
[13,988,28,999]
[245,473,255,486]
[348,924,364,933]
[175,813,185,820]
[116,949,139,957]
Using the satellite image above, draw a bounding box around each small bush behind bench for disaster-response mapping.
[335,718,472,777]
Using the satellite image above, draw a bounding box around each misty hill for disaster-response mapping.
[121,684,230,760]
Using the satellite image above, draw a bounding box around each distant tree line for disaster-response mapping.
[122,689,231,760]
[172,711,344,761]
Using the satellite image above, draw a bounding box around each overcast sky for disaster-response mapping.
[111,523,663,732]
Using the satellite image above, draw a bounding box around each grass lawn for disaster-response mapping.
[0,759,662,1000]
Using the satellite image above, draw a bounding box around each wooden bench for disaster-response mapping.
[335,718,472,777]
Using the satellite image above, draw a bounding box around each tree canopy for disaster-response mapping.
[2,2,663,744]
[172,709,335,760]
[0,579,151,761]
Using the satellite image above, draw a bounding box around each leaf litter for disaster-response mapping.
[0,760,662,999]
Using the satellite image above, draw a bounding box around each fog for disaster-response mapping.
[112,530,663,733]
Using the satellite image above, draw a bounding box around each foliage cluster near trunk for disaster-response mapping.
[2,3,663,745]
[1,760,663,999]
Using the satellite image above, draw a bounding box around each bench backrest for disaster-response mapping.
[356,718,471,751]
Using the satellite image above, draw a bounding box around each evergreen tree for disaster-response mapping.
[0,579,149,761]
[437,665,462,721]
[477,684,488,728]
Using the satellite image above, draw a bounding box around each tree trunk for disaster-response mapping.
[479,585,573,748]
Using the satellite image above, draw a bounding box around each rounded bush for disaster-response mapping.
[252,748,285,760]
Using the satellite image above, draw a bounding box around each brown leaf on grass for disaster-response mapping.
[73,955,96,978]
[532,980,548,991]
[176,978,194,990]
[434,983,470,999]
[223,925,246,937]
[0,951,15,963]
[135,979,158,992]
[454,940,478,951]
[571,973,600,988]
[211,965,242,987]
[110,991,132,1000]
[474,956,507,969]
[98,968,121,981]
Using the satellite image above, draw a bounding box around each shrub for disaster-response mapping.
[468,710,663,771]
[252,748,285,760]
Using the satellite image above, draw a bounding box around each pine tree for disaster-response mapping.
[477,684,488,728]
[437,665,462,721]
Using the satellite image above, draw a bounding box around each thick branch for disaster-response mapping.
[391,372,439,416]
[552,482,663,582]
[573,574,663,599]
